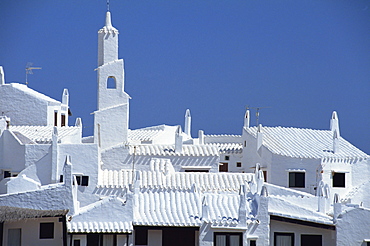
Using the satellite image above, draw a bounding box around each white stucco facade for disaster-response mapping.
[0,9,369,246]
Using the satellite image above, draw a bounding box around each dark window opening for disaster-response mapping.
[54,112,58,126]
[333,172,345,187]
[87,234,100,246]
[250,240,257,246]
[244,141,247,147]
[236,162,242,167]
[214,232,242,246]
[59,175,63,183]
[263,171,267,182]
[219,163,228,172]
[4,171,11,178]
[75,176,81,185]
[135,227,148,245]
[224,156,230,161]
[274,232,294,246]
[39,222,54,239]
[73,240,81,246]
[107,76,116,89]
[289,172,305,188]
[301,235,322,246]
[81,176,89,186]
[61,114,66,127]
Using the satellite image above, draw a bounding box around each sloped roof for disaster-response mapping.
[134,188,201,226]
[209,143,243,154]
[246,126,368,159]
[6,83,60,105]
[98,170,254,193]
[68,197,132,233]
[9,125,80,144]
[0,206,67,222]
[268,196,333,225]
[129,144,219,156]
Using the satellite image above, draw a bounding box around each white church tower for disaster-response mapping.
[94,11,130,149]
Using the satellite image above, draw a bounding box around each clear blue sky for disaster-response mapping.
[0,1,369,153]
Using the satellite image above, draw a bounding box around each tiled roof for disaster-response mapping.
[98,170,254,193]
[129,144,219,156]
[134,188,201,226]
[68,197,133,233]
[269,196,333,225]
[246,126,368,159]
[209,143,243,154]
[9,126,80,144]
[134,188,254,227]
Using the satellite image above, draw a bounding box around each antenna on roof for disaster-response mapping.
[246,106,271,126]
[25,62,42,85]
[107,0,110,11]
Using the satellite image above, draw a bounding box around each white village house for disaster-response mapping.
[0,11,369,246]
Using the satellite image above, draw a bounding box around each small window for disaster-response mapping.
[107,76,116,89]
[39,222,54,239]
[263,171,267,182]
[224,156,230,161]
[4,170,11,178]
[333,172,345,187]
[214,232,242,246]
[274,232,294,246]
[236,162,242,167]
[59,175,63,183]
[73,240,81,246]
[244,141,247,147]
[81,176,89,186]
[8,228,21,246]
[250,240,257,246]
[61,114,66,127]
[75,176,81,185]
[301,234,322,246]
[73,175,89,186]
[219,163,228,172]
[54,111,58,126]
[289,172,305,188]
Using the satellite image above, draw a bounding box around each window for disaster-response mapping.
[60,175,63,182]
[73,175,89,186]
[289,172,305,188]
[301,235,322,246]
[73,240,81,246]
[263,171,267,182]
[250,240,257,246]
[333,172,345,187]
[61,114,66,127]
[135,227,148,245]
[244,141,247,147]
[224,156,230,161]
[39,222,54,239]
[274,232,294,246]
[8,228,21,246]
[3,170,11,178]
[107,76,116,89]
[54,111,58,126]
[236,162,242,168]
[219,163,228,172]
[214,232,242,246]
[81,176,89,186]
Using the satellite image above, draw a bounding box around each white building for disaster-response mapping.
[0,10,369,246]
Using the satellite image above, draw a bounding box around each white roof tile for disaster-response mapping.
[129,144,219,156]
[9,126,80,144]
[68,197,133,233]
[246,126,368,159]
[99,170,254,192]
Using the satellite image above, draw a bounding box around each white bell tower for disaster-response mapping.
[94,11,130,149]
